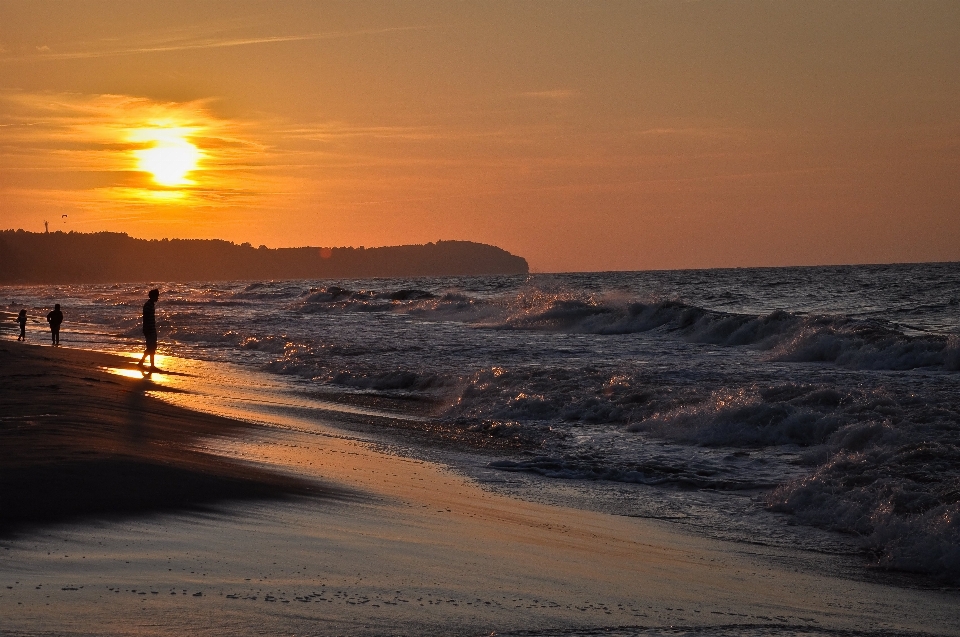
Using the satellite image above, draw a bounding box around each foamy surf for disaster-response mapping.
[2,262,958,582]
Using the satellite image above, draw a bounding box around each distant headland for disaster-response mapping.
[0,230,529,283]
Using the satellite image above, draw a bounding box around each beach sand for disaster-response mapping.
[1,340,958,636]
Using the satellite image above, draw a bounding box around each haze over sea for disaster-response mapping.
[4,262,959,583]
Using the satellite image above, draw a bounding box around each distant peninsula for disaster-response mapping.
[0,230,529,284]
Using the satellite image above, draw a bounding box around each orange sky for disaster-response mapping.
[2,1,959,272]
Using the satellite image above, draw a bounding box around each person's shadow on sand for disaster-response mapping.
[124,375,153,445]
[120,368,201,444]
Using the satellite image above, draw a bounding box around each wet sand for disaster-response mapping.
[1,339,958,636]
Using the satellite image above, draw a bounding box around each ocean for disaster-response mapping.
[3,263,959,583]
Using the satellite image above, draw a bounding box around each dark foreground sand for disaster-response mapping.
[1,339,959,636]
[0,341,331,534]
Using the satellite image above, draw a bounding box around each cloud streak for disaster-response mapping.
[0,25,433,63]
[518,89,578,100]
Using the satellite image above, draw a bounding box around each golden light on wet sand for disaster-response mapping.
[130,127,202,187]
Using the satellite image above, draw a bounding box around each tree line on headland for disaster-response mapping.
[0,230,529,283]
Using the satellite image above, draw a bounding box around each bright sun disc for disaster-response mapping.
[131,128,201,187]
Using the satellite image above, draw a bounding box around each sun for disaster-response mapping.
[130,127,202,187]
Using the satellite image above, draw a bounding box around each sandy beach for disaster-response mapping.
[1,338,958,636]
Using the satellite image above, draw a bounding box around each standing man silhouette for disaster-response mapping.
[47,303,63,346]
[46,304,63,346]
[16,309,27,341]
[138,289,160,370]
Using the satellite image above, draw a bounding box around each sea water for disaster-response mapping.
[3,263,959,582]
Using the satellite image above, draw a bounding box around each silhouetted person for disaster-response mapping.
[16,309,27,341]
[46,304,63,346]
[138,289,160,370]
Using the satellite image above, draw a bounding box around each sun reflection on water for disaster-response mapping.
[103,366,163,380]
[102,353,174,380]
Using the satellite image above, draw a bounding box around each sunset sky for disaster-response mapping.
[2,1,958,272]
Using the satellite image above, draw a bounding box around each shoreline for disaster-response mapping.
[1,339,959,635]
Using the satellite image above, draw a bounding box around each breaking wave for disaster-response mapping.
[488,293,960,371]
[768,421,960,581]
[293,285,960,372]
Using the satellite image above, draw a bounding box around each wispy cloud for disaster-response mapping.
[1,25,432,63]
[518,89,578,100]
[627,125,748,141]
[278,122,518,144]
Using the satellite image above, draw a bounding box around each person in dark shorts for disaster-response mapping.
[16,309,27,341]
[46,304,63,346]
[138,289,160,370]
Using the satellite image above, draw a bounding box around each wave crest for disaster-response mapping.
[492,293,960,371]
[768,425,960,581]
